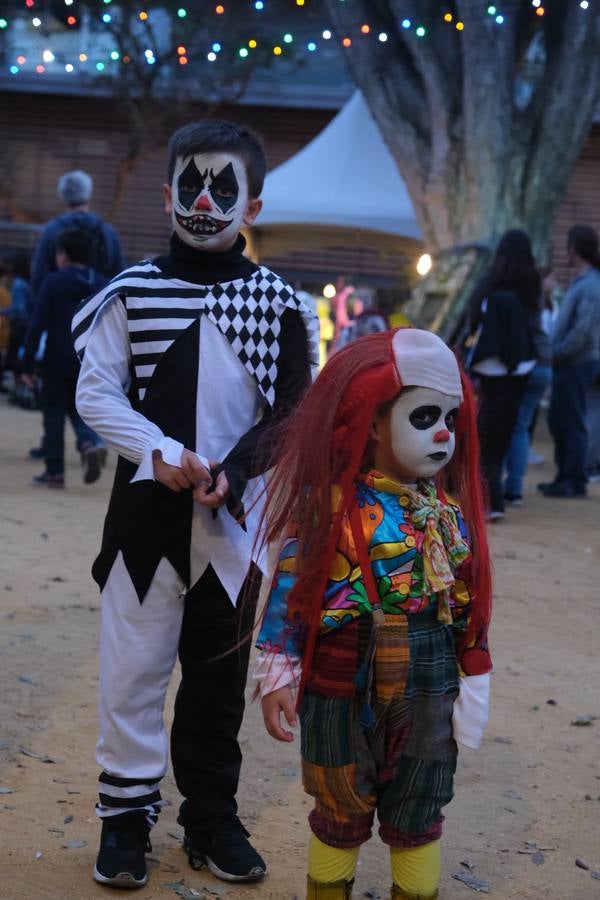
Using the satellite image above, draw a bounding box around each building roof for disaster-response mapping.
[258,91,420,239]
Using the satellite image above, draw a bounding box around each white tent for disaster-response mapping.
[255,91,421,241]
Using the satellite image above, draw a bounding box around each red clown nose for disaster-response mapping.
[195,194,213,211]
[433,428,451,443]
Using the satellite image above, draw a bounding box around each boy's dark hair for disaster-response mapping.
[488,228,541,313]
[56,227,94,265]
[568,224,600,269]
[167,120,267,198]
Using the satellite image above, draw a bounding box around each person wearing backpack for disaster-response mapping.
[30,169,123,299]
[21,228,109,487]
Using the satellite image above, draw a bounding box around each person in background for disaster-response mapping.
[30,169,123,298]
[27,169,123,459]
[21,228,108,488]
[0,254,33,377]
[503,268,555,505]
[540,225,600,498]
[467,229,538,520]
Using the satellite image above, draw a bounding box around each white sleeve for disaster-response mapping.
[452,673,491,751]
[253,651,302,698]
[75,297,191,475]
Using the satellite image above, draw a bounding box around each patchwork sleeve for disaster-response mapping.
[254,535,305,696]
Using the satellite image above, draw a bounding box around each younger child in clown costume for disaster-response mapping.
[254,329,492,899]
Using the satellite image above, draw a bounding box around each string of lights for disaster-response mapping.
[0,1,592,78]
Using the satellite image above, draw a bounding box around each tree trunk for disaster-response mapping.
[324,0,600,265]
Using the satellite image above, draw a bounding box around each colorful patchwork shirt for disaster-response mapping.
[254,470,476,695]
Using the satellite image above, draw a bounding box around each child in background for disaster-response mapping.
[255,329,492,900]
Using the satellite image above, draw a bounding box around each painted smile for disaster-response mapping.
[175,212,232,236]
[428,451,447,461]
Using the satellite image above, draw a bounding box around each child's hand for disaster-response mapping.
[180,449,212,492]
[194,463,229,508]
[152,449,195,491]
[261,686,297,742]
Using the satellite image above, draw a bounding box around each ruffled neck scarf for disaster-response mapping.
[359,470,470,623]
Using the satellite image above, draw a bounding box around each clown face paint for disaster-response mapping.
[375,387,461,482]
[169,152,249,249]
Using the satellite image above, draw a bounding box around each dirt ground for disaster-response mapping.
[1,395,599,900]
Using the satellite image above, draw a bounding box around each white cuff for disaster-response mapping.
[253,652,302,698]
[452,673,491,750]
[129,438,209,484]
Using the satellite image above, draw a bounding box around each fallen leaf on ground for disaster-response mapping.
[160,883,201,899]
[20,747,55,763]
[571,716,594,727]
[451,871,490,892]
[575,858,590,870]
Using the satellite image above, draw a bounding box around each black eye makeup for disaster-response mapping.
[409,405,441,430]
[445,409,459,433]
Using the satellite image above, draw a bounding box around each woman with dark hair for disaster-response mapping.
[467,229,538,519]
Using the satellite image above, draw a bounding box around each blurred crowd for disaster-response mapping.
[1,170,599,518]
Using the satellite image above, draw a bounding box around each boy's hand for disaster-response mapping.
[261,685,297,742]
[152,449,209,493]
[194,463,230,508]
[180,449,212,491]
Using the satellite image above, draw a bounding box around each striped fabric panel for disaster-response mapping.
[373,619,410,703]
[72,261,320,406]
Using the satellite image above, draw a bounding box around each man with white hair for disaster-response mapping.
[31,169,123,297]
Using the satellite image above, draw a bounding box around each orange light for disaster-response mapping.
[273,45,282,55]
[17,55,26,64]
[342,37,352,47]
[79,52,87,61]
[139,10,148,20]
[123,55,131,63]
[177,45,186,54]
[179,56,188,65]
[67,15,76,25]
[360,24,370,34]
[536,6,545,14]
[444,12,453,21]
[456,21,464,30]
[216,4,225,13]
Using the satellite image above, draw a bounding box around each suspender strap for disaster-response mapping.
[349,502,385,626]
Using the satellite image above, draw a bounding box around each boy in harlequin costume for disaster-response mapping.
[72,121,318,889]
[254,329,492,900]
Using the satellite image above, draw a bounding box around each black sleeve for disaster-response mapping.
[216,308,312,514]
[22,280,53,372]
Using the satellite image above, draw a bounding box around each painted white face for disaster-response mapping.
[170,152,248,249]
[389,386,461,479]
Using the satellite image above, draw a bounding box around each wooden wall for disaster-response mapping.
[1,88,599,293]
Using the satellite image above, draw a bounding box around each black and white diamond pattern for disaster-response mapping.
[73,263,320,407]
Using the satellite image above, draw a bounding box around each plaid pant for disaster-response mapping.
[300,610,459,849]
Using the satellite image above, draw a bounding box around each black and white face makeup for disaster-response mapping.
[389,387,461,480]
[169,152,249,249]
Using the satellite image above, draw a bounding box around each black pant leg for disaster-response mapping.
[477,374,527,512]
[41,370,67,475]
[171,563,260,830]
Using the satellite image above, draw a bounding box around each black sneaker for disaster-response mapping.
[32,471,65,489]
[182,815,266,883]
[93,812,151,889]
[81,445,102,484]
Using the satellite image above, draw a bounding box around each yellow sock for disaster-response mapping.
[307,834,360,883]
[390,840,441,897]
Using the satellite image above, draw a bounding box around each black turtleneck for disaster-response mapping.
[154,232,259,285]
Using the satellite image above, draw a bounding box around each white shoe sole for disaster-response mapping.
[92,864,147,889]
[206,856,266,883]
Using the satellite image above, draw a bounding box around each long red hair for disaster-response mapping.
[263,330,491,695]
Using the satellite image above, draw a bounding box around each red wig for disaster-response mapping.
[264,329,492,695]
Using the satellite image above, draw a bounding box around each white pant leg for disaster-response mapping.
[97,552,185,791]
